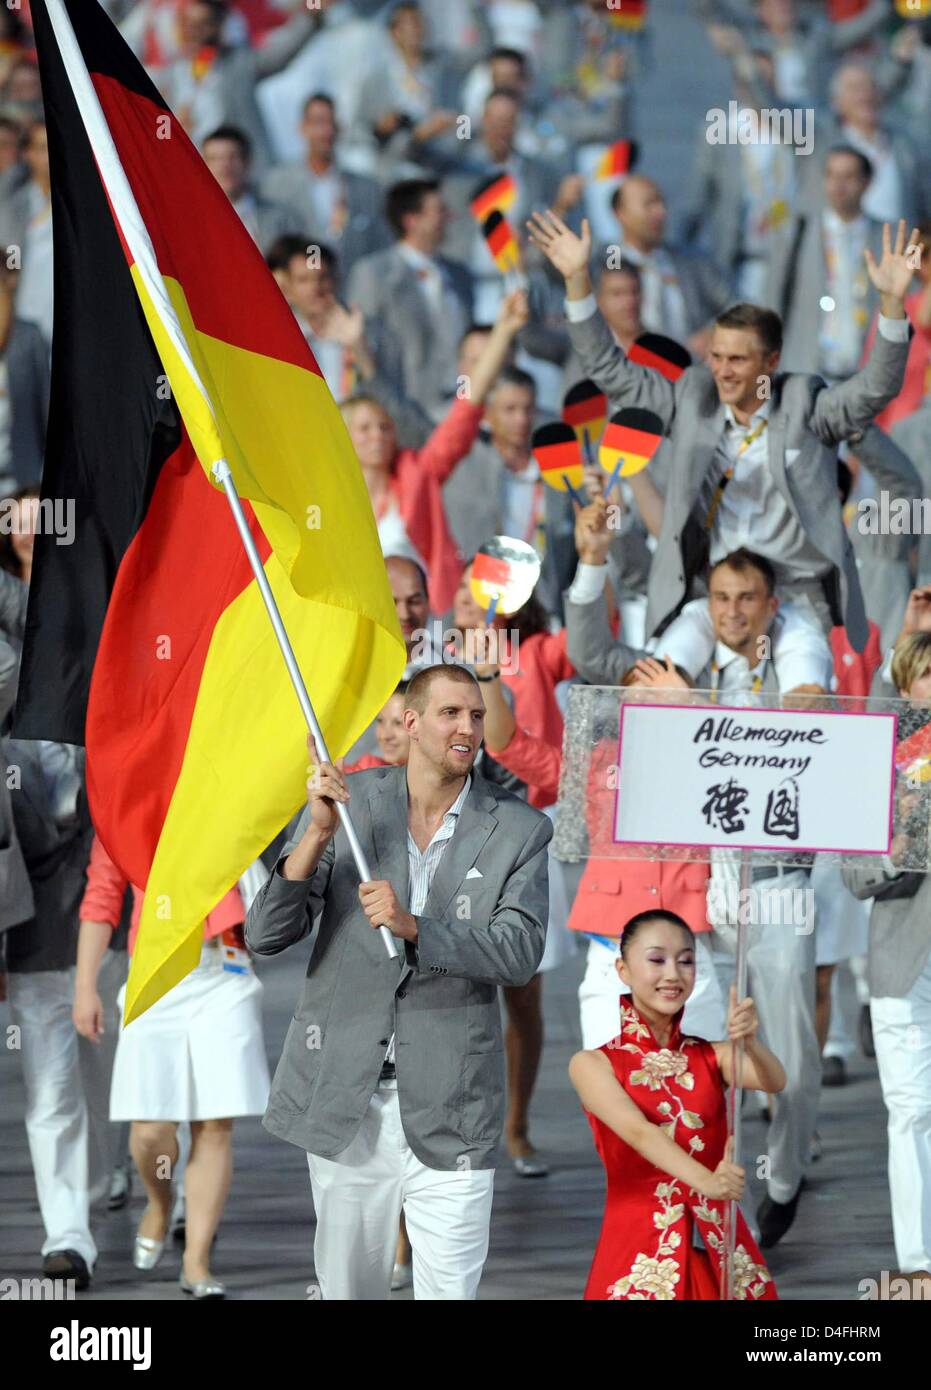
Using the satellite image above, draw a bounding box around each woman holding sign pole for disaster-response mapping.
[570,909,784,1300]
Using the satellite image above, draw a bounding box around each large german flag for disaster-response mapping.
[16,0,405,1021]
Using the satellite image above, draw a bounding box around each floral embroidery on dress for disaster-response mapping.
[607,1181,685,1300]
[692,1197,772,1299]
[619,1002,703,1144]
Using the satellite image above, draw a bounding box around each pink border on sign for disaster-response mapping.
[611,701,899,856]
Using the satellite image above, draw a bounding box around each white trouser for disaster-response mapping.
[85,950,128,1203]
[871,953,931,1273]
[711,872,819,1204]
[578,933,727,1050]
[7,960,123,1267]
[307,1082,495,1300]
[823,961,860,1063]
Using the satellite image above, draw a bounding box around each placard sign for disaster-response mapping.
[614,703,897,854]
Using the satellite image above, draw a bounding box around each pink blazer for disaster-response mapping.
[79,834,245,957]
[486,629,575,809]
[389,398,483,614]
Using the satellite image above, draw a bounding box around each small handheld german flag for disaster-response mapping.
[628,332,691,382]
[562,379,607,460]
[594,140,637,181]
[599,408,664,493]
[531,421,586,499]
[827,0,872,18]
[608,0,647,29]
[482,210,521,274]
[470,172,517,223]
[470,539,541,621]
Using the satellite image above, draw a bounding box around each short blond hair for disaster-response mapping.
[339,395,393,431]
[891,632,931,696]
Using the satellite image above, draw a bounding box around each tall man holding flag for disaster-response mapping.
[246,663,552,1301]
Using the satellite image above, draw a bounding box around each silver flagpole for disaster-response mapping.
[211,460,398,961]
[721,849,752,1298]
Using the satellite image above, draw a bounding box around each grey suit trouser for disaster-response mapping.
[711,869,820,1205]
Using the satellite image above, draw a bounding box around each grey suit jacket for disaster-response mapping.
[245,765,551,1170]
[891,401,931,588]
[567,303,911,651]
[347,245,474,421]
[259,163,391,281]
[841,860,931,999]
[848,423,921,660]
[767,214,884,375]
[590,244,733,339]
[441,432,577,619]
[158,11,315,173]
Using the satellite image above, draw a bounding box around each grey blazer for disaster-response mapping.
[567,303,911,651]
[841,861,931,1000]
[259,163,391,280]
[848,423,921,661]
[891,400,931,588]
[347,245,474,421]
[767,213,884,375]
[245,765,551,1170]
[589,244,734,339]
[440,432,577,619]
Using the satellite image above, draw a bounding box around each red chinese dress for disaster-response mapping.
[583,999,777,1301]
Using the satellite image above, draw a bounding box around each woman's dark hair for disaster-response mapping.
[508,590,549,644]
[620,909,695,959]
[0,484,39,577]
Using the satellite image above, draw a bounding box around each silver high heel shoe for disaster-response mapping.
[180,1273,226,1300]
[132,1234,165,1271]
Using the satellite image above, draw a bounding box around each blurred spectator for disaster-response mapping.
[0,120,52,348]
[607,175,731,350]
[157,0,315,173]
[342,288,529,613]
[348,178,473,421]
[824,61,927,229]
[563,261,643,391]
[435,87,571,322]
[768,145,883,378]
[441,363,575,618]
[255,0,381,169]
[867,220,931,431]
[0,114,25,203]
[201,124,295,253]
[680,30,800,300]
[0,259,49,491]
[353,1,462,181]
[261,92,390,280]
[692,0,889,106]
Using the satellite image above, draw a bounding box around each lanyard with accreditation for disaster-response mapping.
[704,416,769,530]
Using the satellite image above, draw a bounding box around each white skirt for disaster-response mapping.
[109,944,271,1122]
